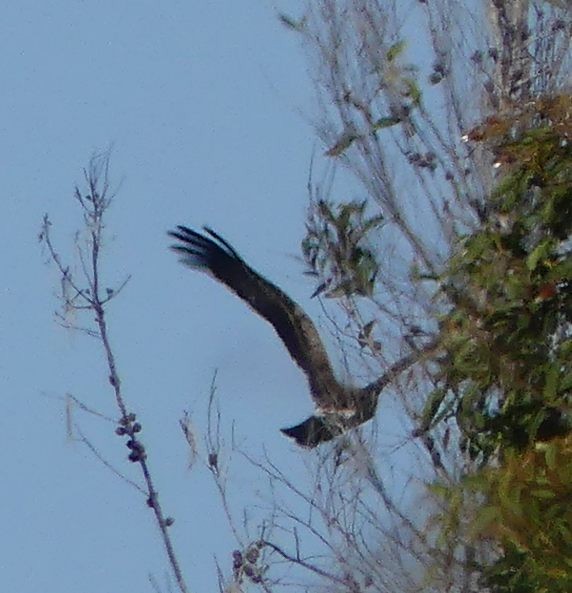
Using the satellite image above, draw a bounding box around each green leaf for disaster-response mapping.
[325,129,359,157]
[403,78,422,105]
[471,505,500,536]
[372,116,402,130]
[543,363,560,400]
[386,40,406,62]
[420,388,447,431]
[544,442,557,470]
[527,240,553,271]
[530,489,556,499]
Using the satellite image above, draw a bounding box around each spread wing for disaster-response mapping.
[168,226,340,407]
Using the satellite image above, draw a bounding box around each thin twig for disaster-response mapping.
[41,153,191,593]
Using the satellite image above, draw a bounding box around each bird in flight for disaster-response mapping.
[169,225,416,447]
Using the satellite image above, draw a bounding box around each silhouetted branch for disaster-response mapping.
[40,151,191,593]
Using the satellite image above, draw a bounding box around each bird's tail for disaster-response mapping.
[281,416,344,448]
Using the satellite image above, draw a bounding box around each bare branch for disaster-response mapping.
[41,152,191,593]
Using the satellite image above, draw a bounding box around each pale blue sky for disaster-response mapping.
[0,2,338,592]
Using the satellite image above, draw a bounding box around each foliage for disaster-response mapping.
[427,94,572,592]
[302,199,383,298]
[296,0,571,587]
[475,437,572,593]
[424,97,571,455]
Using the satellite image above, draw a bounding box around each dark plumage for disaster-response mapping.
[169,225,415,447]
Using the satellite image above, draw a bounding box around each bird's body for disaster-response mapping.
[169,226,410,447]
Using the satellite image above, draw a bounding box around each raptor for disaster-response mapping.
[169,226,417,447]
